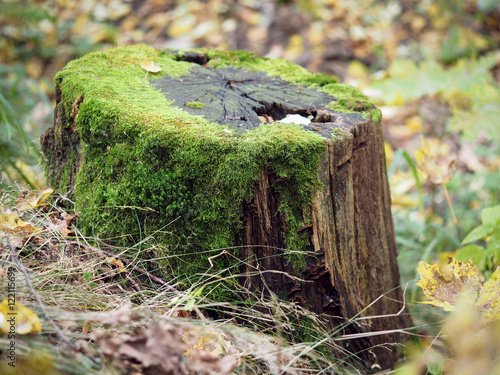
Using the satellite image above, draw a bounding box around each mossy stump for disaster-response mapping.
[41,45,410,371]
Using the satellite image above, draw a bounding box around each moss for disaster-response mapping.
[185,101,205,109]
[205,49,331,88]
[45,45,374,289]
[371,108,382,123]
[320,82,373,116]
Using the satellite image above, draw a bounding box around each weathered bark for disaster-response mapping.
[239,119,410,370]
[41,45,411,372]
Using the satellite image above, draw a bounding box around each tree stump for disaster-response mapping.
[41,45,411,371]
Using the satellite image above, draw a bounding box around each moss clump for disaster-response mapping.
[185,101,205,109]
[321,82,373,115]
[371,108,382,123]
[42,45,375,287]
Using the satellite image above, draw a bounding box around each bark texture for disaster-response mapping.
[239,119,410,370]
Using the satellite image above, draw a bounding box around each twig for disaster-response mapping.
[100,249,180,294]
[5,236,77,351]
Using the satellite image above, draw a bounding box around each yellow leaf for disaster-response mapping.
[476,267,500,324]
[0,347,60,375]
[411,16,426,33]
[442,297,500,375]
[0,299,42,334]
[4,160,42,190]
[389,170,418,209]
[183,327,230,358]
[346,60,370,88]
[283,34,304,61]
[416,259,481,311]
[414,137,457,186]
[25,58,43,79]
[437,251,459,268]
[347,60,369,81]
[384,142,394,166]
[0,212,40,235]
[82,320,92,335]
[405,115,423,132]
[140,60,161,73]
[391,193,418,209]
[19,187,54,211]
[418,260,500,324]
[167,14,196,37]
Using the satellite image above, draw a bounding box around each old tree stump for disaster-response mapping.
[41,45,411,370]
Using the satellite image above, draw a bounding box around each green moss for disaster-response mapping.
[185,101,205,109]
[45,45,374,289]
[320,82,373,115]
[205,49,332,88]
[371,108,382,123]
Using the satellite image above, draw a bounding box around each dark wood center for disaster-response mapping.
[151,65,348,135]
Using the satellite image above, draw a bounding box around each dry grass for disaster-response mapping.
[1,189,365,374]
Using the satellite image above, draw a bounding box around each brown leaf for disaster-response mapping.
[106,257,127,273]
[476,267,500,324]
[92,320,237,375]
[50,212,76,236]
[92,323,184,373]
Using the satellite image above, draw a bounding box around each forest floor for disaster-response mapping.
[1,0,500,374]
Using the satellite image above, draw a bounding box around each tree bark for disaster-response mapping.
[240,120,410,370]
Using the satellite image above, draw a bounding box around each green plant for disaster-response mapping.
[455,205,500,275]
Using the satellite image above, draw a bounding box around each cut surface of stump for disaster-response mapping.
[41,45,411,371]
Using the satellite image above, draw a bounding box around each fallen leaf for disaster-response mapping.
[100,301,134,326]
[183,326,231,358]
[416,258,481,311]
[418,259,500,324]
[92,322,189,373]
[82,320,92,335]
[0,299,42,334]
[49,212,76,237]
[0,212,40,236]
[19,187,54,211]
[476,267,500,324]
[106,257,127,273]
[442,296,500,375]
[141,60,161,79]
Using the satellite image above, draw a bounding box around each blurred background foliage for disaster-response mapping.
[1,0,500,372]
